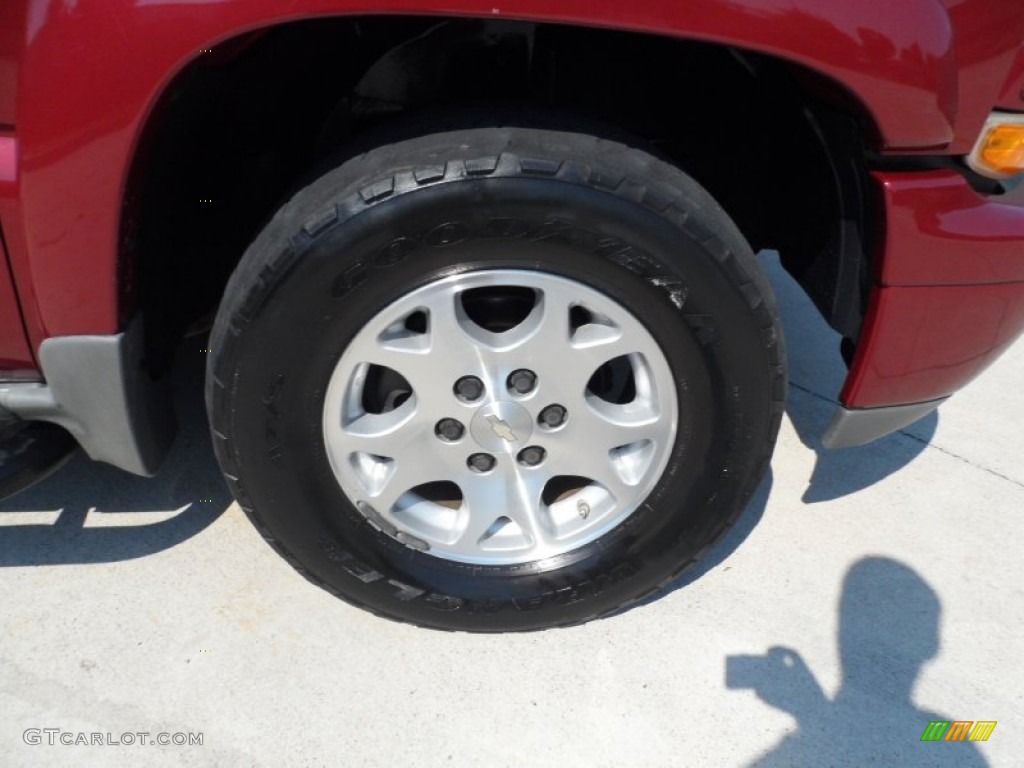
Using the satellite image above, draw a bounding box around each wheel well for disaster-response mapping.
[123,16,874,372]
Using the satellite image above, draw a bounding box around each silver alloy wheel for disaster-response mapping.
[322,269,678,565]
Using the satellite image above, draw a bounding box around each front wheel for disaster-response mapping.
[206,123,785,631]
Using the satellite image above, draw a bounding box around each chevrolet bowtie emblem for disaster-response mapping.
[486,414,517,442]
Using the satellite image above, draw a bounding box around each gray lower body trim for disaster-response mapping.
[822,398,947,449]
[0,317,176,475]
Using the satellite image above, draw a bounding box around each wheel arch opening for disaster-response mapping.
[120,15,877,374]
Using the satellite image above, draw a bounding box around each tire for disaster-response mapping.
[206,122,786,631]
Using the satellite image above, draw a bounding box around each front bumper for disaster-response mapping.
[826,170,1024,447]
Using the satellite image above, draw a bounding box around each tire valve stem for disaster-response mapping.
[577,500,591,520]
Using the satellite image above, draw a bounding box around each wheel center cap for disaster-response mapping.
[470,401,533,454]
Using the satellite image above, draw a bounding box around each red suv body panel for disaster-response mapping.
[996,44,1024,110]
[840,174,1024,408]
[1,0,1024,418]
[0,132,35,372]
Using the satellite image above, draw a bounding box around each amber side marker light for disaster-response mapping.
[967,113,1024,179]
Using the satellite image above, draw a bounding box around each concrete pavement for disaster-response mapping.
[1,251,1021,767]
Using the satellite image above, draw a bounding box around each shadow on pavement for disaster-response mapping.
[761,251,938,502]
[0,349,230,566]
[727,557,988,766]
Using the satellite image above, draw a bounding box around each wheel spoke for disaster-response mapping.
[344,291,489,411]
[333,412,459,513]
[340,395,418,440]
[498,466,552,548]
[512,291,589,396]
[578,447,635,503]
[577,396,661,450]
[425,289,498,376]
[370,453,454,516]
[517,289,660,405]
[458,464,551,551]
[358,347,458,416]
[539,443,629,506]
[454,484,508,551]
[323,395,420,473]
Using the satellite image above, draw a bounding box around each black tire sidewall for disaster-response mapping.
[211,132,781,631]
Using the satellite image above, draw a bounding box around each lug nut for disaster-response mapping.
[507,369,537,395]
[538,404,567,428]
[517,446,546,467]
[435,418,465,442]
[454,375,484,401]
[468,453,496,473]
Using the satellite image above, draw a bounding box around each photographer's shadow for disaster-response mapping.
[727,557,987,766]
